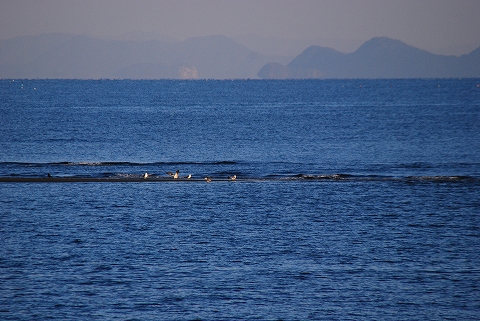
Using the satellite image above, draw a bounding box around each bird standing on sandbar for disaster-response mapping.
[228,175,236,180]
[204,177,212,183]
[143,172,149,179]
[167,170,179,179]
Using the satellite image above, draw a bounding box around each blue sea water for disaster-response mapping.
[1,79,480,320]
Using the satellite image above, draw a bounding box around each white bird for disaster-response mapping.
[184,174,192,179]
[167,170,179,179]
[204,177,212,183]
[143,172,149,179]
[228,174,236,180]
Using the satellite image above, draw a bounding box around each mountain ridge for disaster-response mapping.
[0,33,286,79]
[259,37,480,79]
[1,34,479,79]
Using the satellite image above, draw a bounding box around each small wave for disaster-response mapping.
[398,162,433,169]
[290,174,478,183]
[404,175,475,182]
[0,160,240,167]
[295,173,355,180]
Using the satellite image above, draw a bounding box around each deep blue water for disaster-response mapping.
[1,79,480,320]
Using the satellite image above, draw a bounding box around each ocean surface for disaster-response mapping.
[1,79,479,320]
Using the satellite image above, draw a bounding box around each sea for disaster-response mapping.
[1,78,479,320]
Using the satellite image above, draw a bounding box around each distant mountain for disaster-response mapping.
[0,34,282,79]
[258,37,480,79]
[233,34,362,59]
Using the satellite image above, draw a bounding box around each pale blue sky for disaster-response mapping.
[1,0,479,55]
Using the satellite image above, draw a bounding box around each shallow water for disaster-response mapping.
[1,79,480,320]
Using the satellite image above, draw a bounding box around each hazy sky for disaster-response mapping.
[1,0,479,55]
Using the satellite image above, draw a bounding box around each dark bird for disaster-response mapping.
[167,170,179,179]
